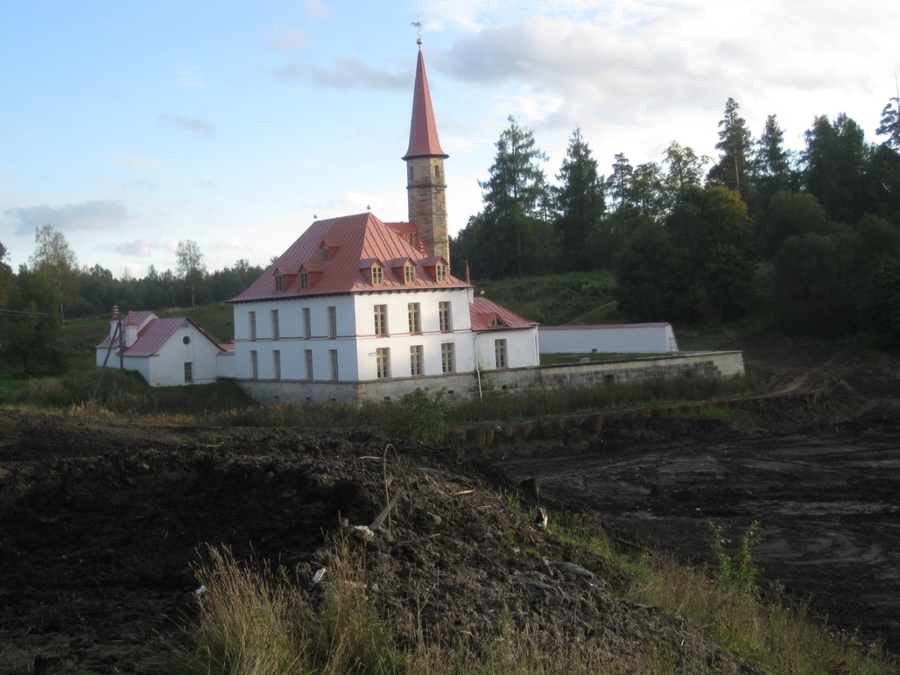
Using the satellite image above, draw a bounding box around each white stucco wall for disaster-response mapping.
[474,328,540,371]
[233,295,359,381]
[539,324,678,354]
[352,288,476,379]
[147,323,222,386]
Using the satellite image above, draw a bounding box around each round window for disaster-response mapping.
[183,336,191,345]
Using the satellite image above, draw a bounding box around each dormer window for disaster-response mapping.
[300,272,309,289]
[488,315,506,328]
[404,265,415,283]
[275,275,283,291]
[372,265,383,285]
[320,239,338,261]
[436,264,447,282]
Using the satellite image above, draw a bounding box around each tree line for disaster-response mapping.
[0,232,265,374]
[453,96,900,340]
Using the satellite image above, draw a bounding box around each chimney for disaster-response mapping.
[110,305,120,340]
[124,310,139,348]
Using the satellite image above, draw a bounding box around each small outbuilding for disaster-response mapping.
[95,309,229,387]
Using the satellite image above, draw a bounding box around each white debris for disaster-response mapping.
[312,568,326,584]
[195,585,207,596]
[352,525,375,541]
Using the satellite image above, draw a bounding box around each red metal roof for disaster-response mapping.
[470,296,538,331]
[403,50,447,160]
[95,311,159,349]
[96,316,226,356]
[230,212,469,302]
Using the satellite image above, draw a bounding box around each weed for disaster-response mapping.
[708,520,761,595]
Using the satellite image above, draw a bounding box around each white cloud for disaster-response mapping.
[113,237,156,257]
[112,154,164,172]
[272,57,407,90]
[158,114,216,138]
[262,27,311,51]
[176,65,207,89]
[6,201,128,235]
[305,1,330,22]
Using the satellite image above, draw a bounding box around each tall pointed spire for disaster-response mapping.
[403,42,450,264]
[403,48,448,160]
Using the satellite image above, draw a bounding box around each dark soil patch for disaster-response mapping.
[1,337,898,673]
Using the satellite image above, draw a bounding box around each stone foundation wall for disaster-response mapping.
[236,351,745,405]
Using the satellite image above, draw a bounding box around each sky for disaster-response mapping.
[2,0,899,279]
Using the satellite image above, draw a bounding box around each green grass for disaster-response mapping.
[161,303,234,344]
[474,271,622,326]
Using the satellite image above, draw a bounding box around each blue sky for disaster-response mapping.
[2,0,898,278]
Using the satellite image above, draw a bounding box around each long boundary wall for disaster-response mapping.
[539,323,678,354]
[236,351,745,405]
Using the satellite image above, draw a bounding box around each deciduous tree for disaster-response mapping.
[176,239,206,307]
[29,224,78,320]
[802,113,872,225]
[0,241,12,308]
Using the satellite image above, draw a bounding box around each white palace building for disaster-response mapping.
[227,44,540,405]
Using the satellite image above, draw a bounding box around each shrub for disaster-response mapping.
[386,389,449,443]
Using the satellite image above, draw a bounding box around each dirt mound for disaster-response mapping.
[1,414,770,674]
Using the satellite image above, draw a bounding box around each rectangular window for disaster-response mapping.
[300,271,309,289]
[436,264,447,282]
[372,266,383,285]
[303,307,311,338]
[330,349,339,380]
[410,345,423,376]
[376,347,391,379]
[273,350,281,380]
[404,265,415,283]
[184,362,193,383]
[304,349,313,380]
[495,339,507,369]
[271,309,280,340]
[250,350,258,379]
[441,343,455,373]
[248,311,257,341]
[408,302,421,334]
[374,304,388,336]
[439,301,452,332]
[328,306,337,338]
[275,275,283,291]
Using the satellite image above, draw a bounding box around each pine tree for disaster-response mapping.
[476,116,552,278]
[707,98,753,194]
[876,94,900,150]
[553,128,605,272]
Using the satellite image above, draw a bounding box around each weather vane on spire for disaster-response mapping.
[411,18,422,46]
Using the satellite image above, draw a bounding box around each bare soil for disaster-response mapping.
[1,335,898,673]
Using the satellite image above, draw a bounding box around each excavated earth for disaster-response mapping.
[1,335,899,673]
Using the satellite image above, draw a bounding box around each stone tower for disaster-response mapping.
[403,44,450,264]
